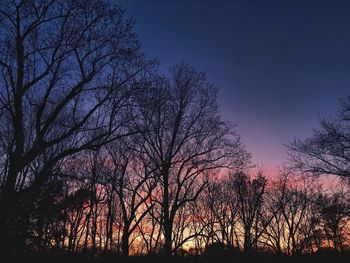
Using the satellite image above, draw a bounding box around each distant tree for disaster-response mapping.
[0,0,150,253]
[230,171,268,253]
[200,174,240,249]
[263,175,289,254]
[287,97,350,178]
[318,193,349,251]
[203,241,236,257]
[78,152,107,255]
[137,193,163,255]
[106,136,157,257]
[277,177,318,255]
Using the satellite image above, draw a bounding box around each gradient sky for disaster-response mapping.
[117,0,350,171]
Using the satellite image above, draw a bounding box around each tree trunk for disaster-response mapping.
[163,220,172,256]
[163,172,172,256]
[121,227,130,257]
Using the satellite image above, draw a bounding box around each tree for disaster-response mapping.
[318,193,349,251]
[134,64,250,256]
[275,175,318,255]
[106,136,157,257]
[230,171,268,253]
[287,97,350,178]
[0,0,150,253]
[200,174,240,250]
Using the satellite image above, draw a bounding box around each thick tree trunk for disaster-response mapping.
[243,231,252,254]
[0,159,22,254]
[163,220,173,256]
[121,230,130,257]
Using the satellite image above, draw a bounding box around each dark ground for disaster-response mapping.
[5,251,350,263]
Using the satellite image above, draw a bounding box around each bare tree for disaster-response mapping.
[287,97,350,178]
[133,64,250,256]
[199,174,240,250]
[137,193,163,255]
[230,171,269,253]
[318,192,350,251]
[0,0,151,252]
[274,174,319,255]
[106,136,157,257]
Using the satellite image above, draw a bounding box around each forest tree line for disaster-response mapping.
[0,0,349,258]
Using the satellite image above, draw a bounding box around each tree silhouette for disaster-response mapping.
[0,0,349,260]
[288,97,350,178]
[0,0,150,253]
[132,63,250,256]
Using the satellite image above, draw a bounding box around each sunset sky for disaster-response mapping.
[119,0,350,171]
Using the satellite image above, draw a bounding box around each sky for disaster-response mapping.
[117,0,350,172]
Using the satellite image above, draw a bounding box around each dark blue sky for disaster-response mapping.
[118,0,350,170]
